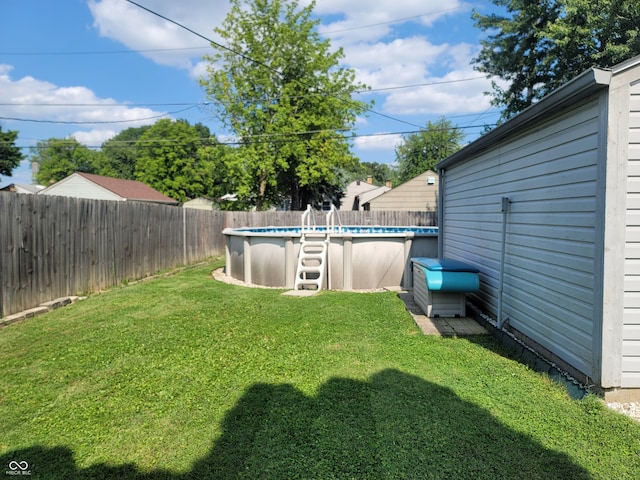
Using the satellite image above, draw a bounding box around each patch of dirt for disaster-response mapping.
[211,268,281,289]
[211,267,388,293]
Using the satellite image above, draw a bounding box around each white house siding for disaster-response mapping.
[442,96,603,379]
[623,81,640,387]
[40,174,122,201]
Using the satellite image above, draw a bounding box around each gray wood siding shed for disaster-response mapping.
[623,81,640,386]
[438,58,640,392]
[441,97,603,379]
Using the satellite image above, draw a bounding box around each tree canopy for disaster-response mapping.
[0,126,24,177]
[473,0,640,120]
[100,125,152,180]
[344,161,398,187]
[134,119,221,203]
[395,118,464,184]
[200,0,370,210]
[31,138,104,185]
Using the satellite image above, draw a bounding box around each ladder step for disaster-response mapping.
[297,267,322,274]
[299,255,323,262]
[294,236,327,291]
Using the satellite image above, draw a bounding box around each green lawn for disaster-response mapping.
[1,260,639,479]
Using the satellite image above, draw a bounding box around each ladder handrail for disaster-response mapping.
[326,204,343,234]
[301,204,317,234]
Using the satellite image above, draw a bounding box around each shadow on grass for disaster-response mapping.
[2,369,590,479]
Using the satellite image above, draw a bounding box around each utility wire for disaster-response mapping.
[0,46,210,56]
[0,7,465,56]
[0,75,489,109]
[0,106,197,125]
[0,106,499,127]
[5,122,498,151]
[322,7,464,34]
[124,0,425,130]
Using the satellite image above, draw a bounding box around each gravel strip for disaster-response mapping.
[606,402,640,422]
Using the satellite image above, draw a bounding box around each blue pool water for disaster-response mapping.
[233,226,438,235]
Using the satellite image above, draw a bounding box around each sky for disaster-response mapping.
[0,0,504,188]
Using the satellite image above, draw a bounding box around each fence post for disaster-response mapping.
[183,207,187,265]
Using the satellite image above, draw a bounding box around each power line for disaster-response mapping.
[0,46,210,56]
[124,0,425,130]
[322,7,464,34]
[5,122,498,151]
[0,102,201,107]
[0,8,466,56]
[0,75,488,109]
[0,106,198,125]
[0,103,499,127]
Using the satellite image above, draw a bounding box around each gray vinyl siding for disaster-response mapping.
[442,96,602,377]
[623,81,640,387]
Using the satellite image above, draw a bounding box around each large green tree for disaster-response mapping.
[395,118,464,184]
[134,119,218,202]
[100,125,152,180]
[31,138,105,185]
[343,161,398,187]
[200,0,370,210]
[474,0,640,120]
[0,126,24,177]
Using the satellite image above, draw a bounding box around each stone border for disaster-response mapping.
[0,296,85,328]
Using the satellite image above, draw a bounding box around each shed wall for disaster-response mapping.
[623,81,640,386]
[441,96,603,379]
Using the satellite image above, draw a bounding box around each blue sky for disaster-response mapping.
[0,0,503,188]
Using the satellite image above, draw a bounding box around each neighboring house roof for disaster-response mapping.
[39,172,179,205]
[183,197,215,210]
[358,185,391,206]
[340,179,381,210]
[0,183,45,194]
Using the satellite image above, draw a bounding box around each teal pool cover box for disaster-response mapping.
[411,258,480,317]
[412,258,480,292]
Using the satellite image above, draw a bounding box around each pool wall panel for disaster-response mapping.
[223,228,437,290]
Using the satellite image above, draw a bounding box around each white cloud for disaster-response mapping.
[309,0,469,44]
[345,37,448,74]
[0,63,166,133]
[382,69,493,115]
[354,133,404,152]
[71,129,117,146]
[84,0,497,131]
[88,0,228,76]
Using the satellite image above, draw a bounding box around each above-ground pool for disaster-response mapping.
[223,225,438,290]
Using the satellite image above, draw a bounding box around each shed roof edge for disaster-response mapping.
[437,67,612,170]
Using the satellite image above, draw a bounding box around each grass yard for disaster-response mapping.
[1,260,639,479]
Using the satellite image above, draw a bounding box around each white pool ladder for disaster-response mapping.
[294,205,327,290]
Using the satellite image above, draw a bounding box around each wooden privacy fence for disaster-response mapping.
[1,192,436,317]
[223,210,437,229]
[0,193,225,317]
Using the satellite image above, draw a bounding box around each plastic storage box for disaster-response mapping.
[411,257,480,317]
